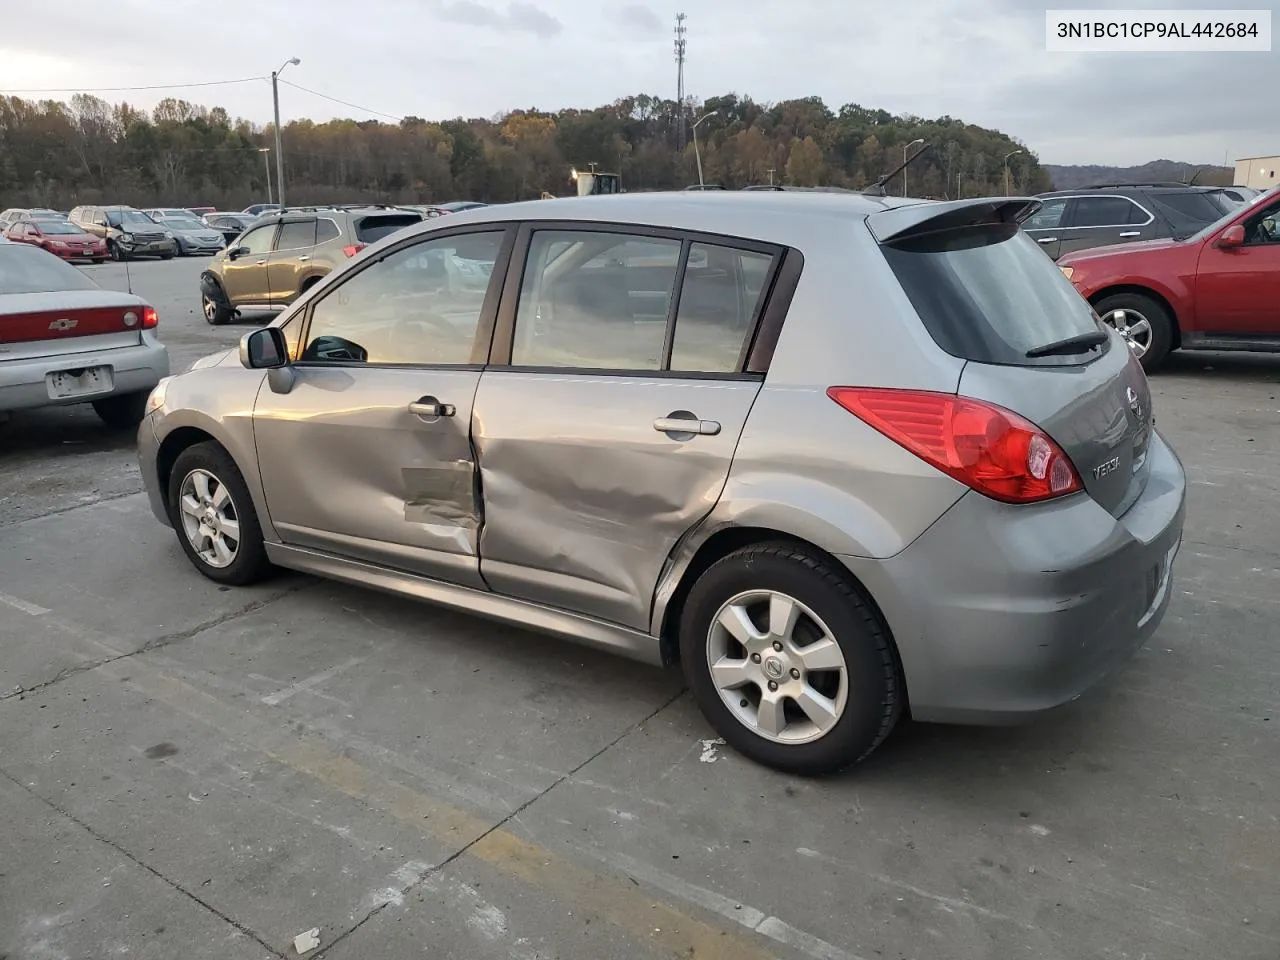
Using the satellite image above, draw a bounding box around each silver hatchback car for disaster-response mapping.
[137,192,1186,775]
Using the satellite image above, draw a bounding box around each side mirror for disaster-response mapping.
[227,245,248,260]
[1216,225,1245,249]
[240,327,289,369]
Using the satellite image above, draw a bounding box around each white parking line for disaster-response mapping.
[0,592,51,616]
[260,657,366,706]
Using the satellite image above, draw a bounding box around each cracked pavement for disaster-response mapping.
[1,259,1278,959]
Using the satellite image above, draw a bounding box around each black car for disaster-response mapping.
[1024,183,1231,260]
[203,212,258,244]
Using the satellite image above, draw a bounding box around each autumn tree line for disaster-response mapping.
[0,91,1053,210]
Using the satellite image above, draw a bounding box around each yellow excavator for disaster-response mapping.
[542,166,622,200]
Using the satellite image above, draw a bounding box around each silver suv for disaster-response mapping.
[136,192,1186,775]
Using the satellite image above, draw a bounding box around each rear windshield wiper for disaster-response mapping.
[1025,330,1109,358]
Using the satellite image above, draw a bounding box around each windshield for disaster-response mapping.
[107,210,156,227]
[32,220,81,235]
[0,244,99,293]
[1182,187,1280,244]
[1145,191,1232,238]
[881,222,1107,367]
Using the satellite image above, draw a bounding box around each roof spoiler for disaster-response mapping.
[865,196,1042,244]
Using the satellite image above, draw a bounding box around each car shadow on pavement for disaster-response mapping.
[0,404,138,457]
[1157,350,1280,382]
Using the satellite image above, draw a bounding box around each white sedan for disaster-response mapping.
[0,243,169,426]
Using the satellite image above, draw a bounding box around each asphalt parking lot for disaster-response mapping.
[2,257,1278,960]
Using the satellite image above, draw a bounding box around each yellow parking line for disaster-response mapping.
[94,658,780,959]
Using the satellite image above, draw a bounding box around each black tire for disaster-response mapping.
[167,441,273,586]
[202,291,234,326]
[107,240,126,262]
[1093,292,1174,373]
[92,391,148,428]
[161,253,175,260]
[679,542,902,776]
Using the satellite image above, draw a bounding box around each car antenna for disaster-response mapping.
[860,143,933,197]
[1187,168,1201,186]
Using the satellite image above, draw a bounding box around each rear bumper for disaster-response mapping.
[0,337,169,413]
[48,246,107,260]
[176,237,225,255]
[844,430,1187,724]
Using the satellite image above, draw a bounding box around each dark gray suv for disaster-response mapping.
[1024,183,1230,260]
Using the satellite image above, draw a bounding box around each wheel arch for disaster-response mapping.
[1088,284,1183,348]
[654,525,907,706]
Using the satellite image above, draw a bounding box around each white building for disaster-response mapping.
[1234,156,1280,190]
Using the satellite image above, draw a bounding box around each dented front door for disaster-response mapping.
[253,367,485,589]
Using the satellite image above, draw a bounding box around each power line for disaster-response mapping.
[0,76,266,95]
[277,79,403,122]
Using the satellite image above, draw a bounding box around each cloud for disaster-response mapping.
[437,0,562,36]
[619,4,664,36]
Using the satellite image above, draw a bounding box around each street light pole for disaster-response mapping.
[259,148,273,204]
[692,110,718,188]
[1003,149,1023,194]
[903,138,925,197]
[271,57,300,207]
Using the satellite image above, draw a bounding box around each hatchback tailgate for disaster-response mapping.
[959,342,1152,517]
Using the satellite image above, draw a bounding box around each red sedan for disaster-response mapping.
[5,217,108,262]
[1057,186,1280,372]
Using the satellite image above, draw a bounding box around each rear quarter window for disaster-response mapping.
[354,214,422,244]
[880,223,1108,367]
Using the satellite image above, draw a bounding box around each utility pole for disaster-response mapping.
[271,57,301,207]
[766,167,776,186]
[1003,149,1023,195]
[259,148,273,204]
[674,13,687,150]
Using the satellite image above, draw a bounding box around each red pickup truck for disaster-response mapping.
[1057,187,1279,371]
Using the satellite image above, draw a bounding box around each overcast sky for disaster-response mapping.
[0,0,1274,166]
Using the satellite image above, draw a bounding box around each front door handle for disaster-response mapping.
[654,416,721,436]
[1037,237,1058,244]
[1118,231,1141,238]
[409,396,456,419]
[255,259,266,265]
[297,255,310,262]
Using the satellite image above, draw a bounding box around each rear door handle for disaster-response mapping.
[297,255,310,261]
[255,259,266,265]
[654,416,721,436]
[409,397,456,419]
[1037,237,1058,244]
[1118,231,1141,238]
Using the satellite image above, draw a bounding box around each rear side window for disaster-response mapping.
[275,219,316,250]
[316,219,340,243]
[1148,191,1228,231]
[670,243,773,373]
[354,214,421,244]
[0,245,99,294]
[881,224,1106,367]
[1070,196,1145,227]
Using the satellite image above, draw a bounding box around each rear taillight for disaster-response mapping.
[141,305,158,329]
[342,243,367,257]
[827,387,1082,504]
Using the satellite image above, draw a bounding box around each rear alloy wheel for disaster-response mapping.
[202,292,234,326]
[168,442,271,586]
[92,391,148,428]
[1094,292,1174,372]
[680,543,902,776]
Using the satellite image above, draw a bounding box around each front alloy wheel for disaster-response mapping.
[707,590,849,744]
[178,468,241,569]
[1100,308,1153,359]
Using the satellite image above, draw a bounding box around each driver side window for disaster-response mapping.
[300,230,506,366]
[237,225,277,256]
[1244,203,1280,245]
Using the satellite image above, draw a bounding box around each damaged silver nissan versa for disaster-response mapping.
[137,191,1185,775]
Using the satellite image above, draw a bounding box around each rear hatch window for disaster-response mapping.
[0,245,99,294]
[1146,190,1229,234]
[354,213,422,244]
[880,222,1109,367]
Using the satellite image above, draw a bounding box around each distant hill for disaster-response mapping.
[1044,160,1233,190]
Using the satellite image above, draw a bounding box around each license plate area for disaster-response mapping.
[47,365,113,399]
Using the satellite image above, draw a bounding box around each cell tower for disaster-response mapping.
[674,12,687,150]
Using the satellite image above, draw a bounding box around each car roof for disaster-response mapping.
[416,191,920,245]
